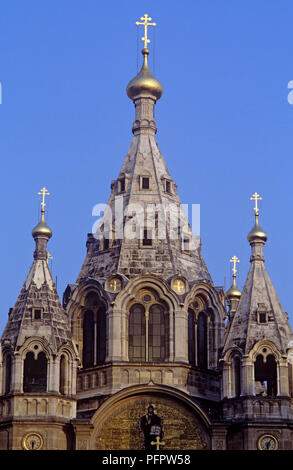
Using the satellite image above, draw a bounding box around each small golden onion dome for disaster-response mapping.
[126,49,163,101]
[32,212,52,239]
[225,277,242,300]
[247,216,267,243]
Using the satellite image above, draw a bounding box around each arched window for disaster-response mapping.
[83,310,94,368]
[4,354,12,394]
[82,293,107,369]
[59,355,66,395]
[23,351,47,393]
[148,304,165,361]
[232,356,241,397]
[129,304,145,362]
[255,354,277,397]
[188,309,196,365]
[97,307,106,363]
[197,312,208,369]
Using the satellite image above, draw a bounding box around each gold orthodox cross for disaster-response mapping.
[230,256,240,275]
[173,279,185,294]
[136,14,156,49]
[250,192,262,215]
[38,187,50,210]
[151,436,165,450]
[47,252,53,265]
[109,278,121,292]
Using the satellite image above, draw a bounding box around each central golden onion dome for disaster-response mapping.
[126,48,163,100]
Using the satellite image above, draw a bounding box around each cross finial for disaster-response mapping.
[250,192,262,216]
[47,252,53,265]
[38,187,50,212]
[230,255,240,276]
[151,435,165,450]
[136,14,156,50]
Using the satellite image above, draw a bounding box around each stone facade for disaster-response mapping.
[1,45,293,451]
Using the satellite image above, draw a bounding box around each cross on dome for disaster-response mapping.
[136,14,156,50]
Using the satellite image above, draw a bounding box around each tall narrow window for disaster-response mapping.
[83,310,94,368]
[148,304,165,361]
[197,312,208,369]
[142,177,150,189]
[4,354,12,394]
[143,228,152,246]
[103,237,110,250]
[255,354,277,396]
[129,304,146,361]
[97,307,106,363]
[59,355,66,395]
[188,309,196,365]
[233,356,241,397]
[119,178,125,192]
[182,236,190,251]
[23,351,47,393]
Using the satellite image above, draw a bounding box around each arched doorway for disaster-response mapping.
[90,386,211,450]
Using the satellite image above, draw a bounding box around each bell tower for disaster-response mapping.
[221,193,293,449]
[0,189,80,450]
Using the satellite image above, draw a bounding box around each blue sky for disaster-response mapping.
[0,0,293,333]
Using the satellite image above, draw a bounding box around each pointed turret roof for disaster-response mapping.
[1,193,73,352]
[223,196,293,356]
[77,44,212,284]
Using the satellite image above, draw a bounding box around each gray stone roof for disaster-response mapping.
[1,248,73,353]
[77,76,212,284]
[223,231,293,356]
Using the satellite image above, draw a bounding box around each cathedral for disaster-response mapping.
[1,15,293,451]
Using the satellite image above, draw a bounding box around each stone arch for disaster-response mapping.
[111,274,180,362]
[248,340,281,397]
[18,337,52,360]
[67,279,109,368]
[184,282,224,324]
[17,337,52,394]
[1,345,13,395]
[248,340,281,363]
[221,347,243,398]
[57,344,79,396]
[184,282,225,369]
[89,384,211,450]
[115,274,179,313]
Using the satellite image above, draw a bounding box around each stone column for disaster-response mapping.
[48,356,58,393]
[11,354,23,393]
[174,308,188,362]
[278,357,289,396]
[72,419,93,450]
[211,424,228,450]
[107,308,122,361]
[241,357,254,396]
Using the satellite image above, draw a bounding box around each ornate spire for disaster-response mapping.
[126,14,163,136]
[222,195,293,358]
[247,192,267,244]
[247,192,267,263]
[76,16,212,283]
[1,189,76,354]
[32,187,52,260]
[226,256,241,300]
